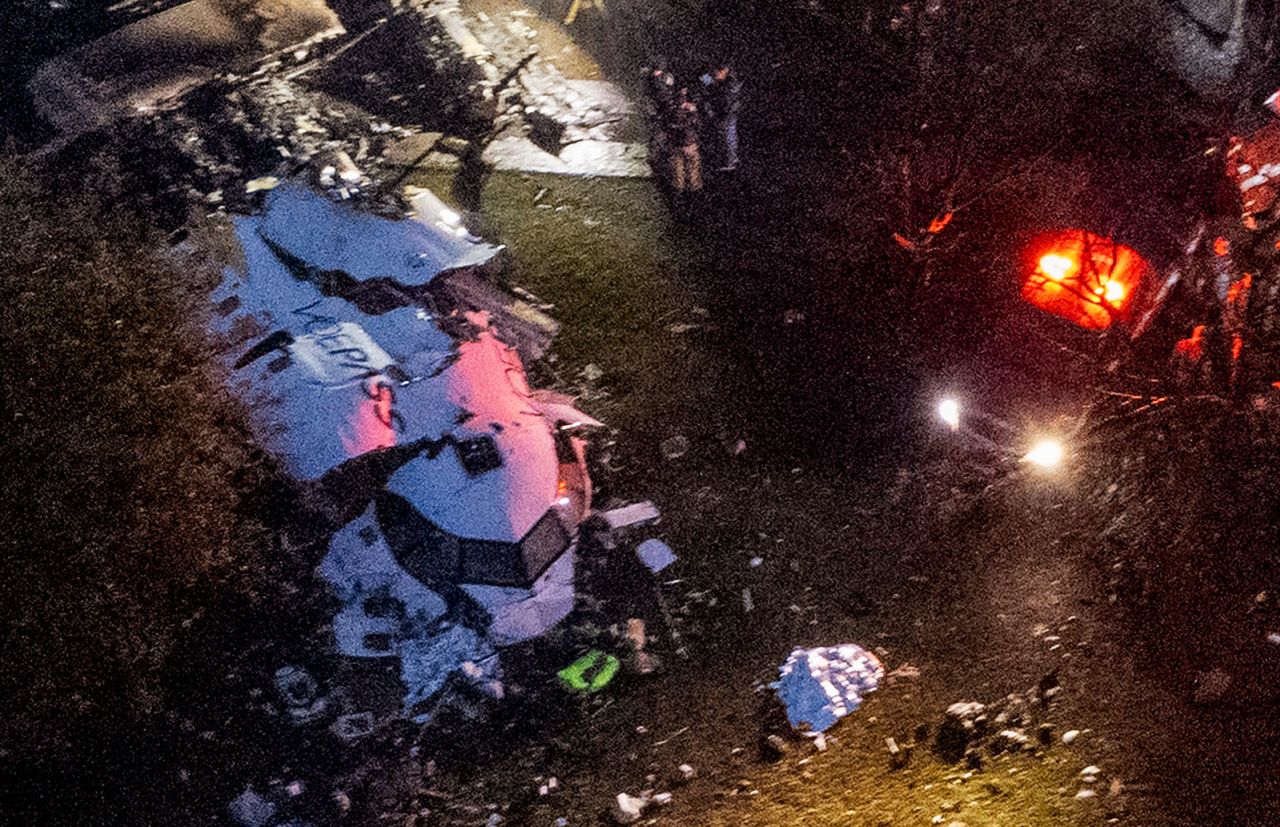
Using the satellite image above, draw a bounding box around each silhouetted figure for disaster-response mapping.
[667,89,703,197]
[699,64,741,171]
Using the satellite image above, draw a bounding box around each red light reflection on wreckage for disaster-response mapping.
[1023,230,1152,330]
[339,381,400,459]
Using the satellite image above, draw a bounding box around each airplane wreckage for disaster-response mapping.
[207,182,602,718]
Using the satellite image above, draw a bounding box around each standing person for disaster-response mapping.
[644,59,678,125]
[700,64,741,172]
[667,88,703,198]
[643,59,678,177]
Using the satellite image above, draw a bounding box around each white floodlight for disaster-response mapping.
[1025,439,1065,469]
[938,398,960,431]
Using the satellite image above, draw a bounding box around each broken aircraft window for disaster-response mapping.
[376,492,461,584]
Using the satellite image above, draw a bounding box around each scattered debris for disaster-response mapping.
[558,650,620,693]
[273,665,327,724]
[636,538,677,573]
[400,625,500,719]
[329,711,376,744]
[936,702,986,762]
[1062,729,1081,745]
[660,434,690,460]
[228,787,277,827]
[991,729,1031,754]
[887,736,911,768]
[772,645,884,732]
[600,501,661,530]
[612,792,648,823]
[626,618,658,675]
[246,176,280,193]
[887,662,921,681]
[677,763,697,782]
[762,733,790,761]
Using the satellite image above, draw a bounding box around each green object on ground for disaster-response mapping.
[558,650,620,693]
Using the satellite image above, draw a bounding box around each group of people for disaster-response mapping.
[644,60,741,199]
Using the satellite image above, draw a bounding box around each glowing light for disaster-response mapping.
[1025,439,1064,469]
[1103,280,1126,303]
[1038,254,1075,281]
[937,398,960,431]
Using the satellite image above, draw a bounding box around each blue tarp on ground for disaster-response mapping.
[773,644,885,732]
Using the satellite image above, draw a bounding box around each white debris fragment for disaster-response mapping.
[1061,729,1081,745]
[660,434,689,460]
[600,501,660,530]
[887,662,921,680]
[612,792,648,823]
[636,538,677,573]
[329,711,375,744]
[1075,789,1097,799]
[228,787,276,827]
[678,763,696,781]
[245,176,279,193]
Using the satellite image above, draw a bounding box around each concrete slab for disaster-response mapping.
[484,134,649,176]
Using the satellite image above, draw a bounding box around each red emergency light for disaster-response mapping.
[1022,230,1151,330]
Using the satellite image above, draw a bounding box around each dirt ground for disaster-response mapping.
[400,161,1280,825]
